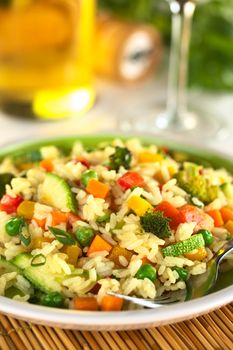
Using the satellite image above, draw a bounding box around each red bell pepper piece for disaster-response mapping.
[0,194,23,214]
[117,172,145,191]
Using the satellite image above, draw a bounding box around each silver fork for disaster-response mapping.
[108,238,233,308]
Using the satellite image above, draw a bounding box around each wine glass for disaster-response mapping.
[130,0,227,140]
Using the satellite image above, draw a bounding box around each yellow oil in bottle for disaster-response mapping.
[0,0,95,119]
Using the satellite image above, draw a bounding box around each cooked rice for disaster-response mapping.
[0,137,232,311]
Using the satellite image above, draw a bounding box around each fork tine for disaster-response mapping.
[107,292,162,308]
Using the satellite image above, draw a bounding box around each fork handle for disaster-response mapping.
[215,238,233,265]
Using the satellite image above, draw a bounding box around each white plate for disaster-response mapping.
[0,134,232,330]
[0,286,233,330]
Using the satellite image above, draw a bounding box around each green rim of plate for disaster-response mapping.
[0,134,233,173]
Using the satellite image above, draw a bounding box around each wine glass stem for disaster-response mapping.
[166,1,196,127]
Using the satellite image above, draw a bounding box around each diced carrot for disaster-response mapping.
[87,235,112,256]
[86,179,110,199]
[67,212,81,226]
[73,297,99,311]
[141,257,151,265]
[207,210,224,227]
[155,201,180,229]
[40,159,54,172]
[32,217,46,229]
[51,211,68,226]
[101,295,123,311]
[138,152,163,163]
[220,207,233,223]
[61,245,82,265]
[184,247,207,261]
[225,220,233,236]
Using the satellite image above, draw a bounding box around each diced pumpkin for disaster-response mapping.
[138,152,163,163]
[184,247,207,261]
[108,245,133,267]
[31,236,54,249]
[101,295,123,311]
[73,297,99,311]
[225,220,233,236]
[87,235,112,256]
[17,200,35,219]
[127,196,152,216]
[61,245,82,265]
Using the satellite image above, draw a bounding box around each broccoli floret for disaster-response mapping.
[109,147,132,171]
[175,170,218,204]
[140,211,172,238]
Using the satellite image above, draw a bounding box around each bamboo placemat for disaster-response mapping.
[0,303,232,350]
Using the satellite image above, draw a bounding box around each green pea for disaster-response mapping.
[5,217,25,236]
[198,229,214,246]
[75,227,94,247]
[135,264,157,282]
[96,212,110,223]
[81,170,98,187]
[172,267,189,281]
[40,292,64,308]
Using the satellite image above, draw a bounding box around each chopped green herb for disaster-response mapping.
[31,254,46,267]
[48,227,76,245]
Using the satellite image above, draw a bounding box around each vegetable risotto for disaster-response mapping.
[0,138,233,311]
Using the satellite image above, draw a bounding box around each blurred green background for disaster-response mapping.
[99,0,233,91]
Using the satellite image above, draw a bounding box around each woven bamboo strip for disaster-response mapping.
[164,324,189,350]
[139,329,160,350]
[177,322,205,350]
[0,315,25,350]
[212,311,233,342]
[158,326,184,350]
[221,305,233,322]
[191,318,220,349]
[39,326,59,350]
[171,323,195,349]
[182,321,206,350]
[126,330,150,350]
[91,332,113,350]
[17,320,42,350]
[202,314,231,350]
[205,313,233,349]
[107,332,129,350]
[189,319,217,350]
[8,317,33,350]
[30,324,52,350]
[82,331,103,350]
[118,331,142,350]
[147,327,174,350]
[71,331,91,350]
[65,330,83,350]
[216,308,233,331]
[46,327,66,349]
[53,328,77,350]
[0,326,11,350]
